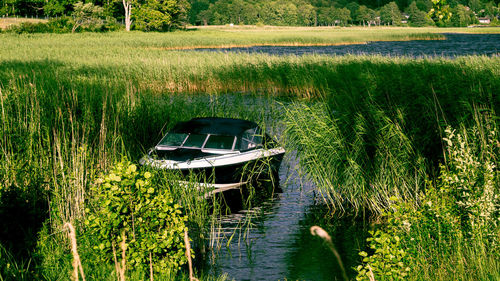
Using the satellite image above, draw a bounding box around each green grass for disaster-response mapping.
[0,29,498,279]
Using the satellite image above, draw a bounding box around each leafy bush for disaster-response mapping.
[47,16,75,33]
[6,22,51,34]
[356,230,410,280]
[85,159,188,274]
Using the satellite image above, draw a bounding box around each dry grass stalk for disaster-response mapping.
[112,241,119,280]
[367,265,376,281]
[310,226,348,281]
[120,231,127,281]
[112,231,127,281]
[184,228,198,281]
[149,252,154,281]
[65,222,86,281]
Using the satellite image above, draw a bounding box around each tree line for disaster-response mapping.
[192,0,500,27]
[1,0,499,31]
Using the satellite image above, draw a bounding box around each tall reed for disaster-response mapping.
[283,102,426,215]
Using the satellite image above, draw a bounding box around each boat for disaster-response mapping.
[139,117,285,186]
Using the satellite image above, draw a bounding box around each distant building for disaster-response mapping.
[401,14,409,24]
[478,17,490,24]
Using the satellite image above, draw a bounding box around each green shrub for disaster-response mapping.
[85,158,188,274]
[5,17,74,33]
[47,16,74,33]
[439,123,498,247]
[356,229,410,280]
[6,22,51,34]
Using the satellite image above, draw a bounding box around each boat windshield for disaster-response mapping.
[183,134,207,148]
[158,133,188,147]
[240,128,262,150]
[157,132,239,151]
[204,135,235,150]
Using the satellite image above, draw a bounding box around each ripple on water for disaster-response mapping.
[196,33,500,58]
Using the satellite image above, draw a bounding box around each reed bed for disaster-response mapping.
[0,27,449,49]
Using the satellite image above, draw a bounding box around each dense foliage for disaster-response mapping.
[2,0,499,31]
[85,159,189,274]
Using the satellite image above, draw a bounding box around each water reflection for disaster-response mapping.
[286,206,369,280]
[208,156,369,280]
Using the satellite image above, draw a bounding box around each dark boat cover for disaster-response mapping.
[171,117,258,136]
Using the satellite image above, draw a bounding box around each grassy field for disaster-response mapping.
[0,28,498,280]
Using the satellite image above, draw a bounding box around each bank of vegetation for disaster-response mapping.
[0,31,498,280]
[1,0,499,33]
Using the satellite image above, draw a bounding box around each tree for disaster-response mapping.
[468,0,482,13]
[134,0,189,31]
[259,0,300,26]
[71,1,104,33]
[406,1,434,25]
[380,1,401,25]
[428,0,452,25]
[484,1,499,19]
[450,3,475,26]
[196,8,211,25]
[0,0,17,16]
[415,0,432,12]
[317,6,333,25]
[346,1,361,24]
[298,2,316,26]
[335,7,351,26]
[43,0,69,16]
[188,0,209,24]
[357,5,377,26]
[123,0,133,31]
[230,0,246,24]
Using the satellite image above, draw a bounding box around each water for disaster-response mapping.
[196,33,500,57]
[207,156,368,280]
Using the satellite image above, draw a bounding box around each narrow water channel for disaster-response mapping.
[207,156,368,280]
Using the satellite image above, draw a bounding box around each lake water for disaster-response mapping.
[197,33,500,57]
